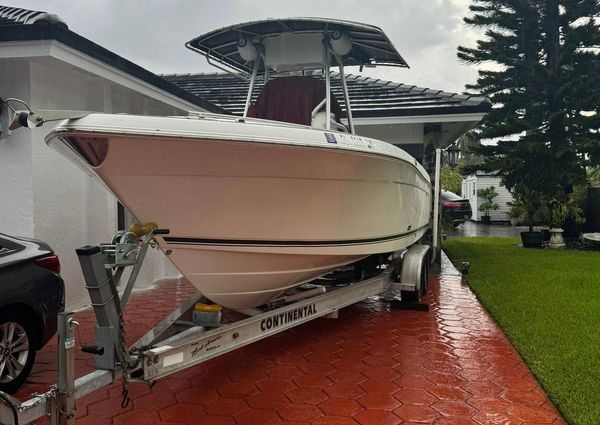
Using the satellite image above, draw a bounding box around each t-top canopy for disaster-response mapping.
[186,18,409,76]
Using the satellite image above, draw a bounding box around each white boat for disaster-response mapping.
[45,18,432,309]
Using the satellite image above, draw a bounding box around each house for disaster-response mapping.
[462,172,514,222]
[1,5,490,309]
[0,5,220,308]
[164,72,491,166]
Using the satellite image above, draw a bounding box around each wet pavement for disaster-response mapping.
[15,253,565,424]
[448,220,525,238]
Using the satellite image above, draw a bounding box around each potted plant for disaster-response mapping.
[547,195,585,249]
[506,198,524,226]
[477,186,499,224]
[514,187,548,248]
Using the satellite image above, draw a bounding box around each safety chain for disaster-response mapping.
[111,229,159,408]
[55,396,77,421]
[117,310,131,408]
[115,287,155,408]
[100,254,133,410]
[42,385,77,423]
[117,314,156,407]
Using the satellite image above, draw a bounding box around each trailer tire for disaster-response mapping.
[399,245,430,303]
[400,289,419,303]
[421,257,429,297]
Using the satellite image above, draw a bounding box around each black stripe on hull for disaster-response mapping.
[162,225,428,248]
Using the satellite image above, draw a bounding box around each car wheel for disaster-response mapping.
[0,312,37,394]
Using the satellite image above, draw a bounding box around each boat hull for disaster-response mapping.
[47,114,431,308]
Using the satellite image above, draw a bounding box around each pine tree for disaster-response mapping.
[459,0,600,197]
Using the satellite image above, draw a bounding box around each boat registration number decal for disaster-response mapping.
[324,133,337,144]
[260,304,317,332]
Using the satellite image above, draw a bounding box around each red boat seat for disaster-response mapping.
[247,76,343,126]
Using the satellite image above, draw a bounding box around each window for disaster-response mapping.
[0,238,24,257]
[117,202,135,231]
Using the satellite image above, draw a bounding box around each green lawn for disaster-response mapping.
[443,237,600,425]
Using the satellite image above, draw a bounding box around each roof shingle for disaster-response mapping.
[1,4,490,120]
[163,71,491,119]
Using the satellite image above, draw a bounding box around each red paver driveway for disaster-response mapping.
[15,253,565,424]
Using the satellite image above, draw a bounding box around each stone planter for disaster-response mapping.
[548,228,566,249]
[481,215,491,225]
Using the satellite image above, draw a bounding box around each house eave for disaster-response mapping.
[0,23,223,114]
[354,112,488,126]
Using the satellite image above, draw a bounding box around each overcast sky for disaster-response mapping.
[3,0,483,94]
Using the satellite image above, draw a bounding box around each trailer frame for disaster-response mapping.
[0,226,431,425]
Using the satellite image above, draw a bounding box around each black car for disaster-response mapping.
[0,233,65,393]
[440,190,472,226]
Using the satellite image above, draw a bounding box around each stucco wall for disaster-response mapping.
[0,59,34,236]
[1,54,189,309]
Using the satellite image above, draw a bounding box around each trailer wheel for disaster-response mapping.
[400,288,419,303]
[399,245,430,303]
[420,257,429,296]
[400,259,428,302]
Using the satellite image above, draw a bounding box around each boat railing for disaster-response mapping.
[310,98,327,120]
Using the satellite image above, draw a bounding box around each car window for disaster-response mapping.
[0,238,25,257]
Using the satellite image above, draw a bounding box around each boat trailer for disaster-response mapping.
[0,226,430,424]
